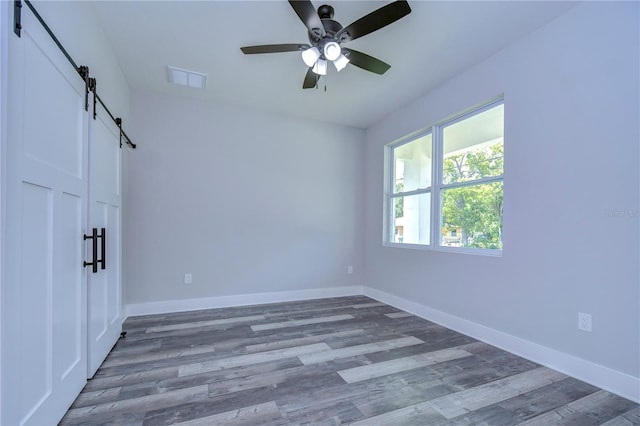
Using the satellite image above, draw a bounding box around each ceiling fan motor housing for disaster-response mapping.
[308,4,344,51]
[317,4,334,19]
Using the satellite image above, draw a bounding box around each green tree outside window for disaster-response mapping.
[441,143,503,249]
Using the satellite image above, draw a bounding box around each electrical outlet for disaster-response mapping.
[578,312,592,332]
[347,265,353,274]
[184,273,192,284]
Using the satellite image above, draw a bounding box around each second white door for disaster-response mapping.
[86,103,123,378]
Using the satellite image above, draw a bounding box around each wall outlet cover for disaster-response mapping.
[578,312,592,332]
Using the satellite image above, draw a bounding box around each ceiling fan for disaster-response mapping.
[240,0,411,89]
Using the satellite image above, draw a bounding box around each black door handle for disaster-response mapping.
[99,227,106,270]
[83,228,98,273]
[84,227,106,273]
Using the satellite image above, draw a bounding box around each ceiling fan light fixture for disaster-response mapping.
[323,41,341,61]
[333,54,349,72]
[312,58,327,75]
[301,47,321,67]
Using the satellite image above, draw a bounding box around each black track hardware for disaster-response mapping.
[13,0,137,149]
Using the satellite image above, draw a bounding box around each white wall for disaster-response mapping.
[126,92,365,306]
[364,0,639,383]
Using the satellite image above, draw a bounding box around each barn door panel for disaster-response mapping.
[87,105,123,377]
[2,7,89,425]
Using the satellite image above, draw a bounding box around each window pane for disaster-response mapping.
[392,193,430,244]
[440,182,503,249]
[393,134,432,193]
[442,104,503,184]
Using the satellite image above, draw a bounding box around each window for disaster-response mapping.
[386,99,504,253]
[390,134,432,244]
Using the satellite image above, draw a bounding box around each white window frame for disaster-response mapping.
[384,97,504,256]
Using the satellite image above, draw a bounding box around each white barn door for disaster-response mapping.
[86,104,123,377]
[2,8,89,426]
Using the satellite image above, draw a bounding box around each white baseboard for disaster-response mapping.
[361,286,640,404]
[125,285,364,317]
[125,285,639,403]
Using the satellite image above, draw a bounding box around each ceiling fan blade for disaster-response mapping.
[336,0,411,42]
[303,67,318,89]
[241,44,310,54]
[289,0,326,38]
[342,48,391,75]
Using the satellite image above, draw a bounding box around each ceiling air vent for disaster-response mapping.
[167,66,207,89]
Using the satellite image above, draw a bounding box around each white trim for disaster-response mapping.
[362,286,640,404]
[440,174,503,191]
[125,286,364,317]
[0,0,10,421]
[433,245,502,257]
[382,241,502,257]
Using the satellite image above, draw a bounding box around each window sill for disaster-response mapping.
[383,242,502,257]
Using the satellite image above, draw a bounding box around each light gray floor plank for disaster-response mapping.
[178,342,331,376]
[250,314,355,331]
[353,367,568,424]
[145,314,265,333]
[430,367,567,419]
[175,401,282,425]
[244,328,365,353]
[351,302,386,309]
[338,346,473,383]
[101,344,216,368]
[350,399,446,425]
[83,365,180,392]
[63,384,209,420]
[600,406,640,426]
[517,390,640,426]
[298,336,424,365]
[385,312,413,319]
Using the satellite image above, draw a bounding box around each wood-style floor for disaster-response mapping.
[61,296,639,425]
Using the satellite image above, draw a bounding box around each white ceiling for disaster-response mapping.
[92,1,578,129]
